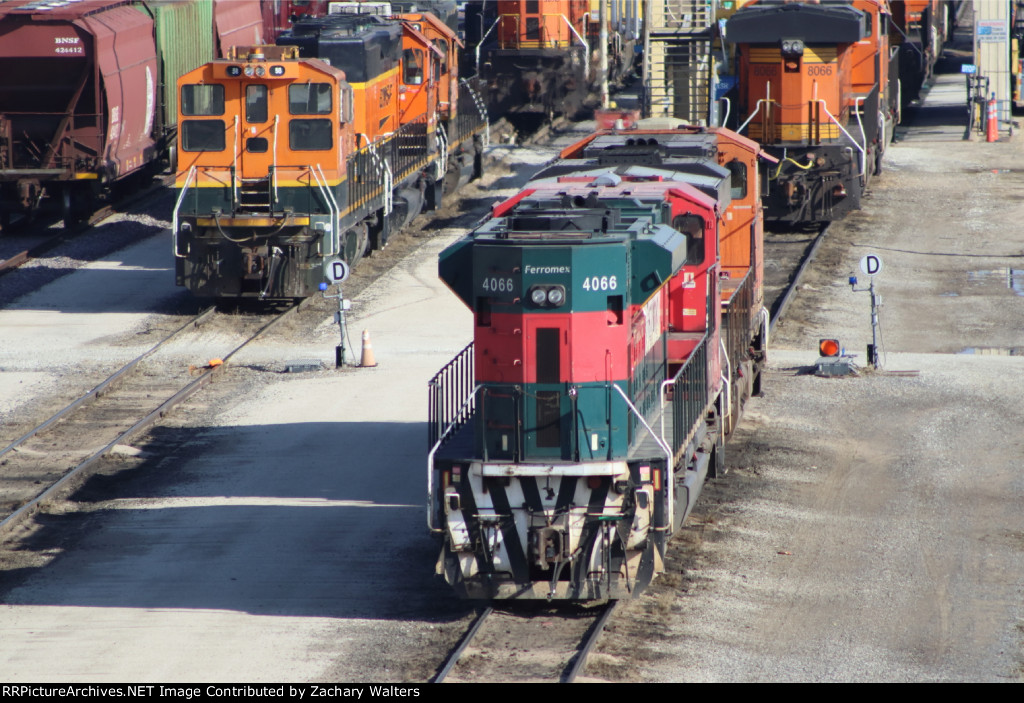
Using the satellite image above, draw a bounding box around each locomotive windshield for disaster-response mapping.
[181,85,224,116]
[288,83,332,114]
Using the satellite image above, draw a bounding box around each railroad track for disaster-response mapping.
[433,601,618,683]
[765,223,831,334]
[0,301,303,542]
[0,176,174,278]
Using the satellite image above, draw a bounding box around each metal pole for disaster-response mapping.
[599,0,609,108]
[869,277,879,369]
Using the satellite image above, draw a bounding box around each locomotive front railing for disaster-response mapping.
[427,343,478,534]
[428,342,476,449]
[172,164,197,259]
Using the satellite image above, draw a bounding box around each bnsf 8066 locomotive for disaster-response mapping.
[427,125,768,600]
[727,0,898,223]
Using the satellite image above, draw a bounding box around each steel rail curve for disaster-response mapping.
[769,223,831,335]
[432,607,493,683]
[0,174,175,278]
[0,301,305,541]
[561,600,619,683]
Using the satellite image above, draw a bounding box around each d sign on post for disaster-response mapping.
[854,254,882,368]
[322,259,352,367]
[860,253,882,277]
[326,258,350,284]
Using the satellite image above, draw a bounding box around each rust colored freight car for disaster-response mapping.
[0,0,265,230]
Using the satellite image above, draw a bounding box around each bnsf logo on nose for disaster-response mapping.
[379,85,393,108]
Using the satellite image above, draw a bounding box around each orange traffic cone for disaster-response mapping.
[360,329,377,367]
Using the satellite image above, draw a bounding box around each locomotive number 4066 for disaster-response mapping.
[481,276,514,293]
[582,275,618,291]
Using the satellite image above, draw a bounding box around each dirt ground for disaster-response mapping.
[593,72,1024,682]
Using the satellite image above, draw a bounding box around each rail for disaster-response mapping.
[0,302,303,542]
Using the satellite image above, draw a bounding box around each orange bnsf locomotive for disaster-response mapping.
[427,125,768,600]
[173,8,485,299]
[727,0,898,223]
[464,0,639,126]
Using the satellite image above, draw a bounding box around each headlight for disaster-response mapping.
[528,285,567,308]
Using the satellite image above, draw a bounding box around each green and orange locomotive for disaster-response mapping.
[428,125,769,600]
[173,6,485,299]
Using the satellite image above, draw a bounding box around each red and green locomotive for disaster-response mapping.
[428,126,767,600]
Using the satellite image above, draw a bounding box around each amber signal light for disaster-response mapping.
[819,339,841,357]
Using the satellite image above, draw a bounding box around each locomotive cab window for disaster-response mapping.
[673,214,706,265]
[181,120,225,152]
[727,159,747,199]
[289,119,332,151]
[339,83,353,124]
[433,40,447,81]
[289,83,331,115]
[246,85,268,123]
[403,49,424,85]
[181,84,224,116]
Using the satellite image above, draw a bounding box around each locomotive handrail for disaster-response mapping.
[232,115,239,207]
[720,337,731,427]
[718,97,731,128]
[559,15,589,82]
[427,382,482,534]
[814,98,866,178]
[475,17,501,74]
[172,165,197,259]
[437,122,448,182]
[738,98,775,135]
[460,79,490,149]
[272,115,280,203]
[615,381,673,528]
[312,164,340,257]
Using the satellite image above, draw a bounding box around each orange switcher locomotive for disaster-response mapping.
[173,9,486,299]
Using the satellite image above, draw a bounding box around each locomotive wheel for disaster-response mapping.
[61,186,87,229]
[342,227,368,267]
